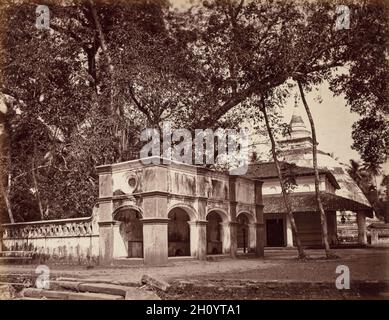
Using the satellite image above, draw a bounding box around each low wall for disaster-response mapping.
[0,207,99,264]
[370,225,389,246]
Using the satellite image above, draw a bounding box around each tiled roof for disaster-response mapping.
[263,192,373,217]
[246,162,340,189]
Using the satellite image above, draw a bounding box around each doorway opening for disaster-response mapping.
[168,208,191,257]
[266,218,285,247]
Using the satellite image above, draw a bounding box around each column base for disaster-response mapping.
[98,221,115,265]
[142,218,169,266]
[189,220,207,260]
[255,223,265,257]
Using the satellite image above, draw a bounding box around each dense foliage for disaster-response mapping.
[0,0,387,222]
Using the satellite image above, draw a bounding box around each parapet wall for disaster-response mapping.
[370,224,389,246]
[0,206,99,264]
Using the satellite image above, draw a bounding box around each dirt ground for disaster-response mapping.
[1,248,388,285]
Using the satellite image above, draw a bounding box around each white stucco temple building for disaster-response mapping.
[246,105,373,247]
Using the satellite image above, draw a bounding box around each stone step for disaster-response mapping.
[22,288,124,300]
[0,251,34,257]
[0,256,33,265]
[55,277,140,287]
[112,257,144,266]
[206,254,230,261]
[51,280,160,300]
[52,281,132,297]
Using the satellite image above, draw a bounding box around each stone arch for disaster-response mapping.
[236,212,254,253]
[237,211,255,224]
[167,203,197,221]
[113,205,143,258]
[167,207,191,257]
[206,208,229,222]
[112,204,143,221]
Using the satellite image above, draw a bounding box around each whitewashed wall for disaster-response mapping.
[0,206,99,264]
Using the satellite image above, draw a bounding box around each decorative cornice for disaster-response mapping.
[141,218,170,224]
[167,193,198,201]
[96,165,112,174]
[137,190,170,197]
[98,197,113,203]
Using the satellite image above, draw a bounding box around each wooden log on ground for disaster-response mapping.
[51,281,159,299]
[56,277,140,287]
[78,283,133,297]
[21,288,124,300]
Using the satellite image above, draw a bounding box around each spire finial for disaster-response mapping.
[288,93,311,139]
[294,93,299,109]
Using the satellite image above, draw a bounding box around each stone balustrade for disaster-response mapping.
[0,207,99,264]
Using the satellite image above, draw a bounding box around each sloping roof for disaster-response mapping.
[263,192,373,217]
[277,150,372,207]
[246,162,340,189]
[367,223,389,229]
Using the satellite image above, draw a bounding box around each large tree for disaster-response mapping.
[290,0,388,255]
[0,0,387,229]
[259,92,307,258]
[0,0,195,220]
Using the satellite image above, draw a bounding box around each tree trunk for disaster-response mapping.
[88,0,128,160]
[297,80,334,258]
[384,176,389,223]
[32,145,44,220]
[88,0,114,114]
[0,181,14,223]
[260,98,306,259]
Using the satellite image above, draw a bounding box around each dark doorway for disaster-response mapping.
[237,214,250,253]
[168,208,190,257]
[266,218,284,247]
[206,211,223,254]
[117,209,143,258]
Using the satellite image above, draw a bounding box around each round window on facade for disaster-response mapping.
[128,177,137,189]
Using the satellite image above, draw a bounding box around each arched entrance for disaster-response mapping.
[168,208,191,257]
[237,213,250,253]
[206,210,226,255]
[114,206,143,258]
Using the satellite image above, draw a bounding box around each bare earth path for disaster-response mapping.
[1,248,388,285]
